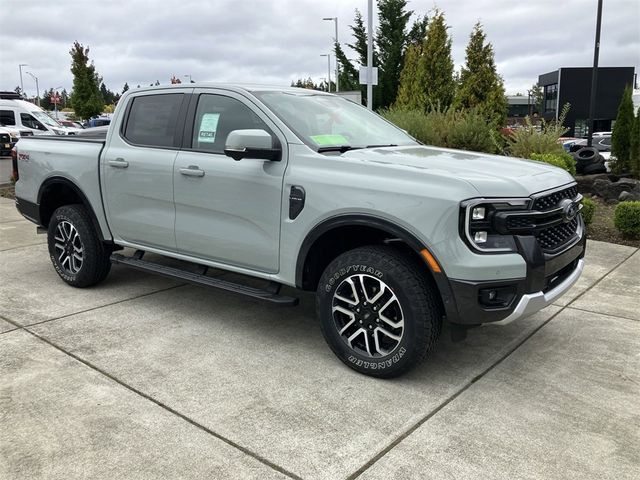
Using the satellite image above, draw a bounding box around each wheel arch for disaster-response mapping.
[37,176,108,242]
[295,214,442,286]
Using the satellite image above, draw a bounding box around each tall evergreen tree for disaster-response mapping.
[347,10,370,67]
[407,14,428,46]
[347,9,379,107]
[611,85,635,174]
[69,42,104,120]
[454,22,506,126]
[395,44,424,108]
[122,82,130,94]
[628,107,640,178]
[396,9,454,110]
[334,42,360,92]
[376,0,412,108]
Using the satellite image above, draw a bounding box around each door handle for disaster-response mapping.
[108,158,129,168]
[179,166,205,177]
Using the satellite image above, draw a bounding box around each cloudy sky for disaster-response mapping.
[1,0,638,98]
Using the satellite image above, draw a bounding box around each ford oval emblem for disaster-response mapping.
[560,198,579,223]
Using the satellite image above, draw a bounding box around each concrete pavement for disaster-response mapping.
[1,196,638,479]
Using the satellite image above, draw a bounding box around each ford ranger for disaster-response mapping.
[13,84,586,377]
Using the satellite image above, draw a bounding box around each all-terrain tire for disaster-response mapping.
[47,204,111,287]
[316,245,442,378]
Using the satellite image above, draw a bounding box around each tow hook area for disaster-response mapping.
[449,323,480,342]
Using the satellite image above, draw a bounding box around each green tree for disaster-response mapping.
[630,107,640,178]
[347,9,379,107]
[69,41,104,120]
[395,43,423,108]
[100,83,116,105]
[454,22,506,126]
[395,9,454,110]
[334,42,360,92]
[611,85,635,174]
[529,83,543,115]
[407,14,428,46]
[122,82,130,94]
[375,0,412,108]
[40,88,54,111]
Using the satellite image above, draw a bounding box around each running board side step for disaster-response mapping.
[110,253,299,306]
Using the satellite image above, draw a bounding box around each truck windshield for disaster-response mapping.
[254,91,417,151]
[31,111,62,128]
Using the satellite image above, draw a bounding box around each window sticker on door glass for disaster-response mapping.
[310,134,349,145]
[198,113,220,143]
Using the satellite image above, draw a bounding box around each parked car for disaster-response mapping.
[58,119,84,129]
[13,84,586,378]
[0,123,33,156]
[0,93,79,136]
[83,116,111,128]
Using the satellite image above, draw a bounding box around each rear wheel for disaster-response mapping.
[316,245,442,378]
[47,204,111,287]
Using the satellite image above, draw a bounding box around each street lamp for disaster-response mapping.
[25,71,39,106]
[320,54,331,92]
[322,17,339,92]
[18,64,28,95]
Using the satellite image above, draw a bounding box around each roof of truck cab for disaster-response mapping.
[126,83,332,95]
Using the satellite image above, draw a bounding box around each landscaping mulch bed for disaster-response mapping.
[583,195,640,248]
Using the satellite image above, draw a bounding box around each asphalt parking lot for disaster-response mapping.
[1,196,638,479]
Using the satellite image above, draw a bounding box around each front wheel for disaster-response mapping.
[47,204,112,287]
[316,246,442,378]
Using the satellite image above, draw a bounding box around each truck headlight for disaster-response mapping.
[461,199,530,253]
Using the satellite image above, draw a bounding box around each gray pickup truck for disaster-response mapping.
[14,84,586,377]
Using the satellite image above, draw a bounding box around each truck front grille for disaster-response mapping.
[531,186,581,253]
[535,216,580,252]
[532,185,578,211]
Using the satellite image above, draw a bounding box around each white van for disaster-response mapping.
[0,96,78,136]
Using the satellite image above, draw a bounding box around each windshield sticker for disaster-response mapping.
[310,134,349,146]
[198,113,220,143]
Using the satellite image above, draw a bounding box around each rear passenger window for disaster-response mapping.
[191,94,270,153]
[0,110,16,126]
[123,94,183,147]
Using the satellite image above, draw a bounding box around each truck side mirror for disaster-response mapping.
[224,129,281,161]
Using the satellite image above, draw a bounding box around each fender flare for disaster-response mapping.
[295,214,443,284]
[37,176,109,242]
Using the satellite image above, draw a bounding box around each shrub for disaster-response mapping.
[614,201,640,238]
[611,86,635,174]
[381,106,497,154]
[529,152,576,176]
[580,197,596,225]
[506,103,570,158]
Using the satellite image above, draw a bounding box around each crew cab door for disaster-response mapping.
[173,90,286,273]
[101,90,189,250]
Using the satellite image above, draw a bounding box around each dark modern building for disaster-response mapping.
[538,67,635,137]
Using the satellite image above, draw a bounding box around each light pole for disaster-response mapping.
[18,64,28,95]
[184,74,193,83]
[320,54,331,92]
[323,17,339,92]
[587,0,603,146]
[25,71,39,106]
[367,0,373,110]
[54,86,63,119]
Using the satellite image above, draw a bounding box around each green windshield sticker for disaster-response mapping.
[310,134,349,146]
[198,113,220,143]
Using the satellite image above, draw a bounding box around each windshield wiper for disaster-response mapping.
[365,144,398,148]
[317,145,360,153]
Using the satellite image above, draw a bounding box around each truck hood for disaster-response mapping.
[343,145,574,197]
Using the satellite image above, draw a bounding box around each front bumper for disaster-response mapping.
[494,259,584,324]
[445,216,586,325]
